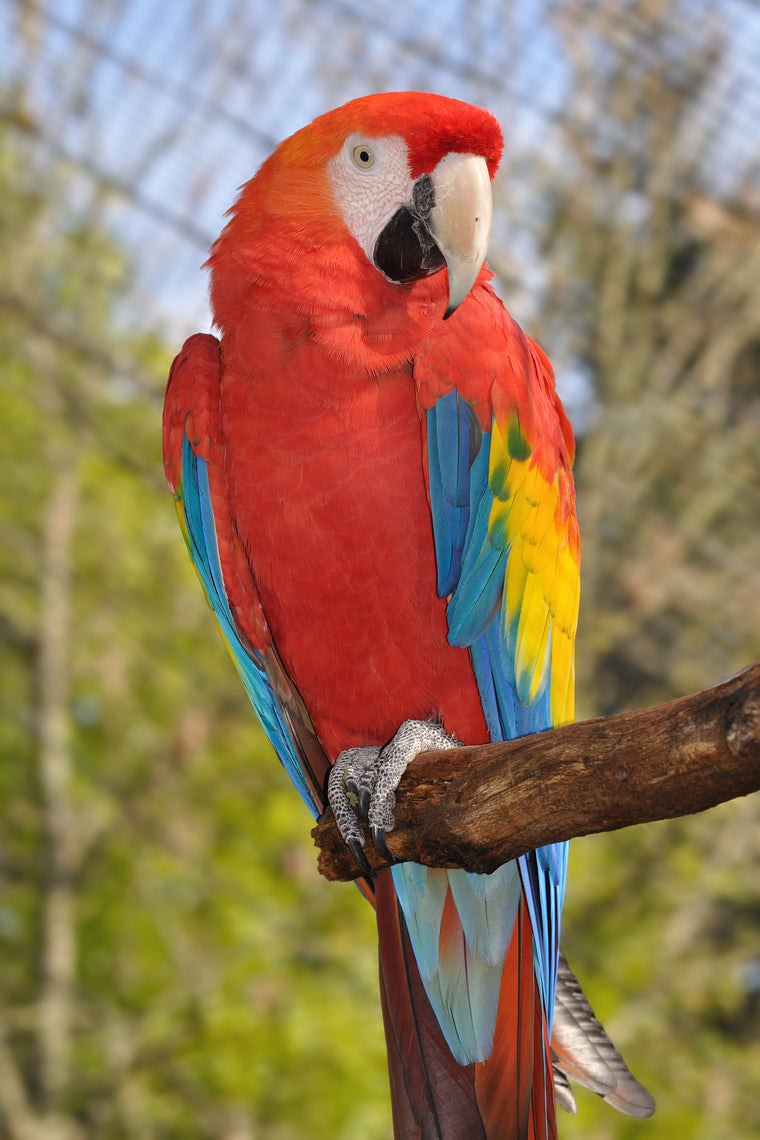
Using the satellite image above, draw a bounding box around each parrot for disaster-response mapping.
[163,91,654,1139]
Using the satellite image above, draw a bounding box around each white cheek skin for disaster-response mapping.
[328,134,415,264]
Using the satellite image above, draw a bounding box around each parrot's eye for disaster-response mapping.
[352,144,375,169]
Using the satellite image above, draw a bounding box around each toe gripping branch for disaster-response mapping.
[327,721,460,877]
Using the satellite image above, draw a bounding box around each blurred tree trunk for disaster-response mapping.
[37,446,80,1138]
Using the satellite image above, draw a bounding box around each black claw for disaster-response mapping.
[371,826,397,865]
[357,785,371,822]
[347,836,374,879]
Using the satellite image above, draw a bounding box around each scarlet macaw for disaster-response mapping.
[163,92,653,1139]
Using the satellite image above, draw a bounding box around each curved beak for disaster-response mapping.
[427,153,493,319]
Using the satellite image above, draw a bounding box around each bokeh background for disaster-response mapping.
[1,0,759,1136]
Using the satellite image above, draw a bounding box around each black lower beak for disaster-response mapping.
[372,174,446,285]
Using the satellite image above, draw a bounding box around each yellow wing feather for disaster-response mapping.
[487,414,579,726]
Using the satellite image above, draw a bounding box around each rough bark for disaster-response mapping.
[313,662,760,882]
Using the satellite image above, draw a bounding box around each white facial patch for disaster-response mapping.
[328,133,415,265]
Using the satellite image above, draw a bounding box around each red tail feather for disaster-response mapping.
[475,898,557,1140]
[376,870,486,1140]
[377,877,556,1140]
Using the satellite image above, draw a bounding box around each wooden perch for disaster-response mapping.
[313,661,760,882]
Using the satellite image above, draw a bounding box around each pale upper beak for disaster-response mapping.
[427,153,493,319]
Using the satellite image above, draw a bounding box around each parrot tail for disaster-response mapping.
[550,951,655,1119]
[375,870,556,1140]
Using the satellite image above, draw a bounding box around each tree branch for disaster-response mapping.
[313,662,760,882]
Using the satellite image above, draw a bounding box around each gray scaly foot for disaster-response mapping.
[327,720,459,872]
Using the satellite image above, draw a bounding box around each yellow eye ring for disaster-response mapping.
[352,144,375,169]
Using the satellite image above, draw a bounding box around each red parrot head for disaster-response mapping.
[210,92,503,329]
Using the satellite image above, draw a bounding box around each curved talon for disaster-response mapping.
[344,776,371,821]
[371,825,397,865]
[347,836,374,878]
[357,785,371,822]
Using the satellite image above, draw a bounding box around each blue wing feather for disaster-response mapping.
[180,436,322,818]
[427,389,482,595]
[427,393,566,1023]
[446,440,505,644]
